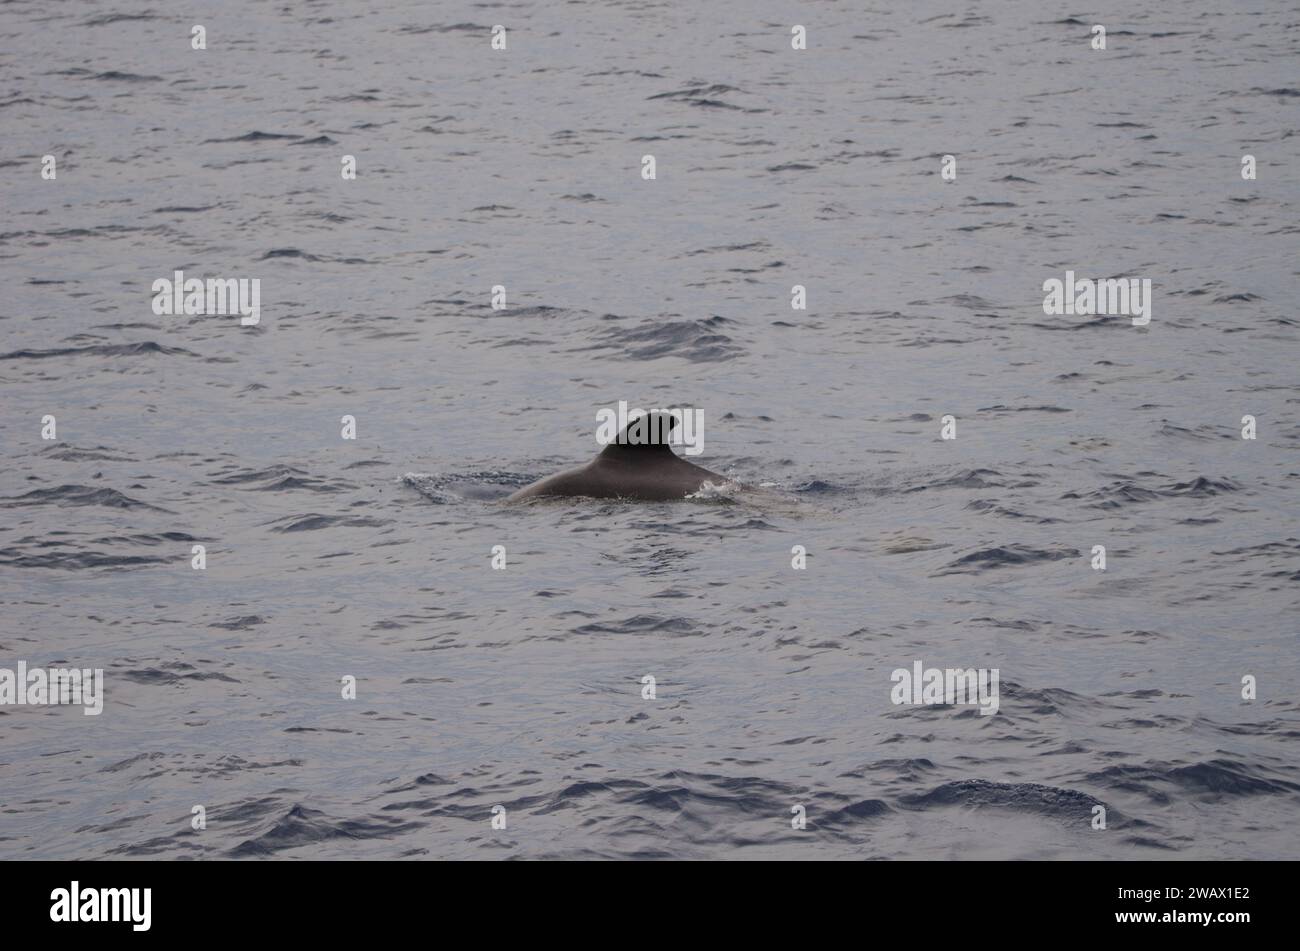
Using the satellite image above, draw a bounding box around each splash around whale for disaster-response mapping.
[507,412,733,502]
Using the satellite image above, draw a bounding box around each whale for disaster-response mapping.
[507,413,730,502]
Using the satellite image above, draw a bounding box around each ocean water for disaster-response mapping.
[1,0,1297,860]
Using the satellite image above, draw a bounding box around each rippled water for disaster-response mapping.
[1,0,1298,859]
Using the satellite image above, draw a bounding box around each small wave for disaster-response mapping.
[910,468,1008,491]
[793,479,854,495]
[403,471,527,503]
[0,485,171,512]
[397,22,491,35]
[266,513,390,533]
[211,464,348,493]
[586,315,743,363]
[40,445,135,462]
[203,615,265,633]
[121,665,241,686]
[1087,758,1300,800]
[202,131,303,143]
[648,84,747,111]
[1063,475,1240,508]
[84,13,159,26]
[0,341,195,360]
[0,550,171,570]
[229,804,420,857]
[88,71,162,82]
[1166,476,1240,497]
[937,544,1079,574]
[899,779,1110,825]
[573,615,704,637]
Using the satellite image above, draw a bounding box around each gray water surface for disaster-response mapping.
[1,0,1297,859]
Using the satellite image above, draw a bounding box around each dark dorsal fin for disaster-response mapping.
[600,411,678,457]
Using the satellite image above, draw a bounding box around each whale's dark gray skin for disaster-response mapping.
[507,413,728,502]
